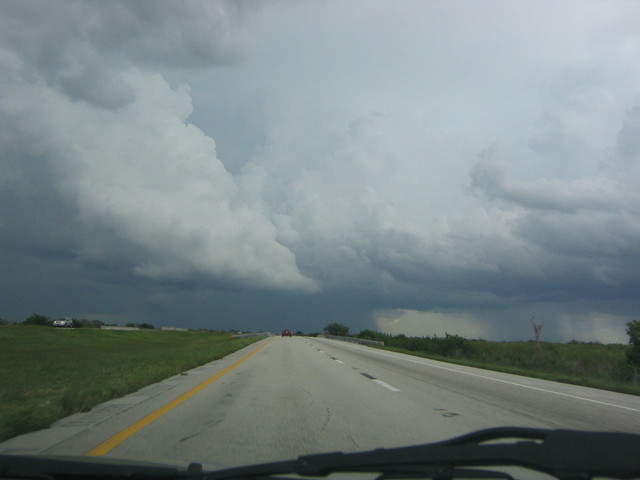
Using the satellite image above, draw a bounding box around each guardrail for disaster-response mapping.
[320,334,384,347]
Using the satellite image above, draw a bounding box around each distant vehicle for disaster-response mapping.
[53,317,73,328]
[281,329,293,337]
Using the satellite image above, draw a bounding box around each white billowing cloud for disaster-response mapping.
[466,104,640,293]
[239,110,487,290]
[0,0,318,292]
[0,1,249,108]
[237,78,640,310]
[469,158,630,214]
[0,71,317,292]
[221,1,640,317]
[470,108,640,215]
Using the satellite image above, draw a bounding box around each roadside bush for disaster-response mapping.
[358,329,389,342]
[323,322,350,336]
[22,314,51,326]
[625,320,640,368]
[358,330,473,358]
[437,333,473,357]
[124,322,156,329]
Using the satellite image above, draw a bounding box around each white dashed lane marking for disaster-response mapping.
[360,372,400,392]
[309,340,399,391]
[373,379,401,392]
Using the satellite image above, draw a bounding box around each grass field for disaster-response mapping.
[0,325,266,442]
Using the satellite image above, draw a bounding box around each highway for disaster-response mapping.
[1,336,640,470]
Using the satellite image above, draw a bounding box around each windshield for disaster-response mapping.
[1,0,639,477]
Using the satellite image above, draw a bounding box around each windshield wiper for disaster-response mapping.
[204,427,640,480]
[1,428,638,480]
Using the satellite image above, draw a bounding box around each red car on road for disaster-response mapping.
[281,329,293,337]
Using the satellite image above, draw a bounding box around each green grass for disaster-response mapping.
[378,340,640,396]
[0,325,266,442]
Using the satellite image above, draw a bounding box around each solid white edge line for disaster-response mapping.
[373,379,401,392]
[324,341,640,413]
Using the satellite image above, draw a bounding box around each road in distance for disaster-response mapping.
[1,336,639,470]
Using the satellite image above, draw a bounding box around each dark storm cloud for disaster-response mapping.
[469,158,622,213]
[0,0,248,107]
[2,0,639,343]
[469,107,640,272]
[0,0,317,303]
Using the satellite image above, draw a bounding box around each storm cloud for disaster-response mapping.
[2,0,639,342]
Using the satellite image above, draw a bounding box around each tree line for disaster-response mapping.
[2,313,154,330]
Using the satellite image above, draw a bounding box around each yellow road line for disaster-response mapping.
[86,338,272,456]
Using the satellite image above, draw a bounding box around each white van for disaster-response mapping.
[53,317,73,328]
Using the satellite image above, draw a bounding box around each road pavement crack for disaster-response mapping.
[347,435,360,449]
[178,432,200,443]
[321,407,331,431]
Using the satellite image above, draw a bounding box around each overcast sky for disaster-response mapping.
[1,0,639,342]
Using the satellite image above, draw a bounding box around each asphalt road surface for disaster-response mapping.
[2,336,639,470]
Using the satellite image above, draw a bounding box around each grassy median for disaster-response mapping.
[0,325,266,442]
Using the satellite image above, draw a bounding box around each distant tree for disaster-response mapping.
[124,322,155,329]
[358,329,388,342]
[323,322,350,337]
[530,316,544,349]
[626,320,640,368]
[0,318,12,325]
[23,313,51,326]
